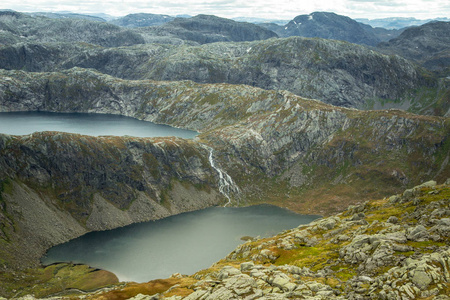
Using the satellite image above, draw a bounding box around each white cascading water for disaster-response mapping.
[203,145,240,207]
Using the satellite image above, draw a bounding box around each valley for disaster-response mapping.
[0,7,449,299]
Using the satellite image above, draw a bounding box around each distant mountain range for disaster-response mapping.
[356,16,450,29]
[3,9,446,30]
[1,9,449,76]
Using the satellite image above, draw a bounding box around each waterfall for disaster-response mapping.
[203,145,240,207]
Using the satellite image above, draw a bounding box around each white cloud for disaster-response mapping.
[0,0,448,20]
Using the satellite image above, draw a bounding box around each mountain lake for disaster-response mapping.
[0,111,319,282]
[0,111,198,138]
[42,205,319,282]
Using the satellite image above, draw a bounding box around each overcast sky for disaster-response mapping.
[1,0,449,20]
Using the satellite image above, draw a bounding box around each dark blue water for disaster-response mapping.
[42,205,319,282]
[0,111,197,138]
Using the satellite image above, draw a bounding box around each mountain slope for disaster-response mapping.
[377,21,450,75]
[0,11,279,47]
[0,67,448,206]
[357,16,450,29]
[262,12,380,46]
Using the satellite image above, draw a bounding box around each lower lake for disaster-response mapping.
[41,205,319,282]
[0,111,197,138]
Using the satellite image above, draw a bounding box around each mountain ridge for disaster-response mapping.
[1,37,447,116]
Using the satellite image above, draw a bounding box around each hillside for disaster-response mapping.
[356,16,450,29]
[377,21,450,76]
[0,11,145,47]
[140,14,279,44]
[0,11,278,47]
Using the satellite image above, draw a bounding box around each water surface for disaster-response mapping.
[0,111,197,138]
[42,205,319,282]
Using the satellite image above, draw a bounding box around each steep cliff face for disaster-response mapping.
[0,133,222,271]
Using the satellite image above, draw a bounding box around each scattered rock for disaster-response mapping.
[387,216,398,224]
[407,225,430,241]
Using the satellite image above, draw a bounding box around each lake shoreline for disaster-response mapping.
[41,204,320,283]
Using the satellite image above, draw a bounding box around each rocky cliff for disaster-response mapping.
[0,131,226,277]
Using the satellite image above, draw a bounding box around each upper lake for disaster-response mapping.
[42,205,319,283]
[0,111,197,138]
